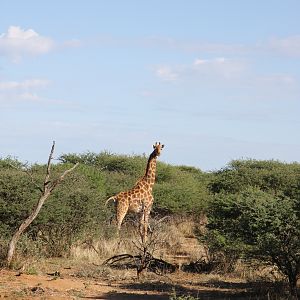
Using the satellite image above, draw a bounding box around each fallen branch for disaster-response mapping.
[102,253,177,275]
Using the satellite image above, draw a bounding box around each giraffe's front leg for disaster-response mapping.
[140,207,151,244]
[143,212,150,244]
[139,211,145,242]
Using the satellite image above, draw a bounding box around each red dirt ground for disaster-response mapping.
[0,266,270,300]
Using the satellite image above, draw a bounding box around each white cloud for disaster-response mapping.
[62,39,82,48]
[194,58,208,65]
[256,74,296,86]
[139,89,155,97]
[19,92,41,101]
[0,26,55,62]
[267,35,300,57]
[193,57,246,79]
[0,79,50,90]
[194,57,227,66]
[142,36,248,55]
[155,57,247,82]
[156,66,178,81]
[0,78,50,105]
[144,35,300,58]
[0,77,80,109]
[153,57,299,103]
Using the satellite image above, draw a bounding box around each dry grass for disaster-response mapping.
[1,217,296,299]
[175,217,196,238]
[234,260,284,283]
[69,216,208,268]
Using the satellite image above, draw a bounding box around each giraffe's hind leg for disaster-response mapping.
[110,207,128,253]
[116,202,128,238]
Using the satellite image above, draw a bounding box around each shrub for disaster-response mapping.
[207,187,300,296]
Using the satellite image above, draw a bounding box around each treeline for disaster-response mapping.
[0,152,299,295]
[0,152,209,256]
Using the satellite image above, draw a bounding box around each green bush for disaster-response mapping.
[61,153,210,214]
[0,161,110,256]
[0,152,210,258]
[209,159,300,198]
[207,160,300,296]
[60,151,146,176]
[0,169,40,237]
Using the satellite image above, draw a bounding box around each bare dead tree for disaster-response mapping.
[6,141,79,266]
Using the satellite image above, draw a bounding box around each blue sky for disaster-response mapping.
[0,1,299,171]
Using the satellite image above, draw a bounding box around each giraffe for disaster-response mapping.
[106,142,164,242]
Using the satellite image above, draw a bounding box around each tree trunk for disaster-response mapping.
[6,141,79,267]
[6,192,50,266]
[287,272,298,299]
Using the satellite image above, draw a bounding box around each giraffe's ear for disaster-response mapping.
[161,144,165,148]
[153,144,156,149]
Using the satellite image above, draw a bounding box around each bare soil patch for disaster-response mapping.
[0,261,283,300]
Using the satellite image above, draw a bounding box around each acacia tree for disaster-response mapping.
[207,160,300,297]
[6,141,79,266]
[208,188,300,297]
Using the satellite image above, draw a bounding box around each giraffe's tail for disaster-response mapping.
[105,196,116,206]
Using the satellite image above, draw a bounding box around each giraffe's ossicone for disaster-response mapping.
[105,142,164,242]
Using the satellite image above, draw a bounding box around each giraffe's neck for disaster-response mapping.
[143,151,157,187]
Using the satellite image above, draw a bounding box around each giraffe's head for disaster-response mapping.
[152,142,164,157]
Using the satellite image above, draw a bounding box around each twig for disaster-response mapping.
[48,162,79,192]
[82,240,100,255]
[44,141,55,190]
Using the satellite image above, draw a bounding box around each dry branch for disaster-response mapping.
[103,216,177,279]
[6,141,79,266]
[103,253,177,275]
